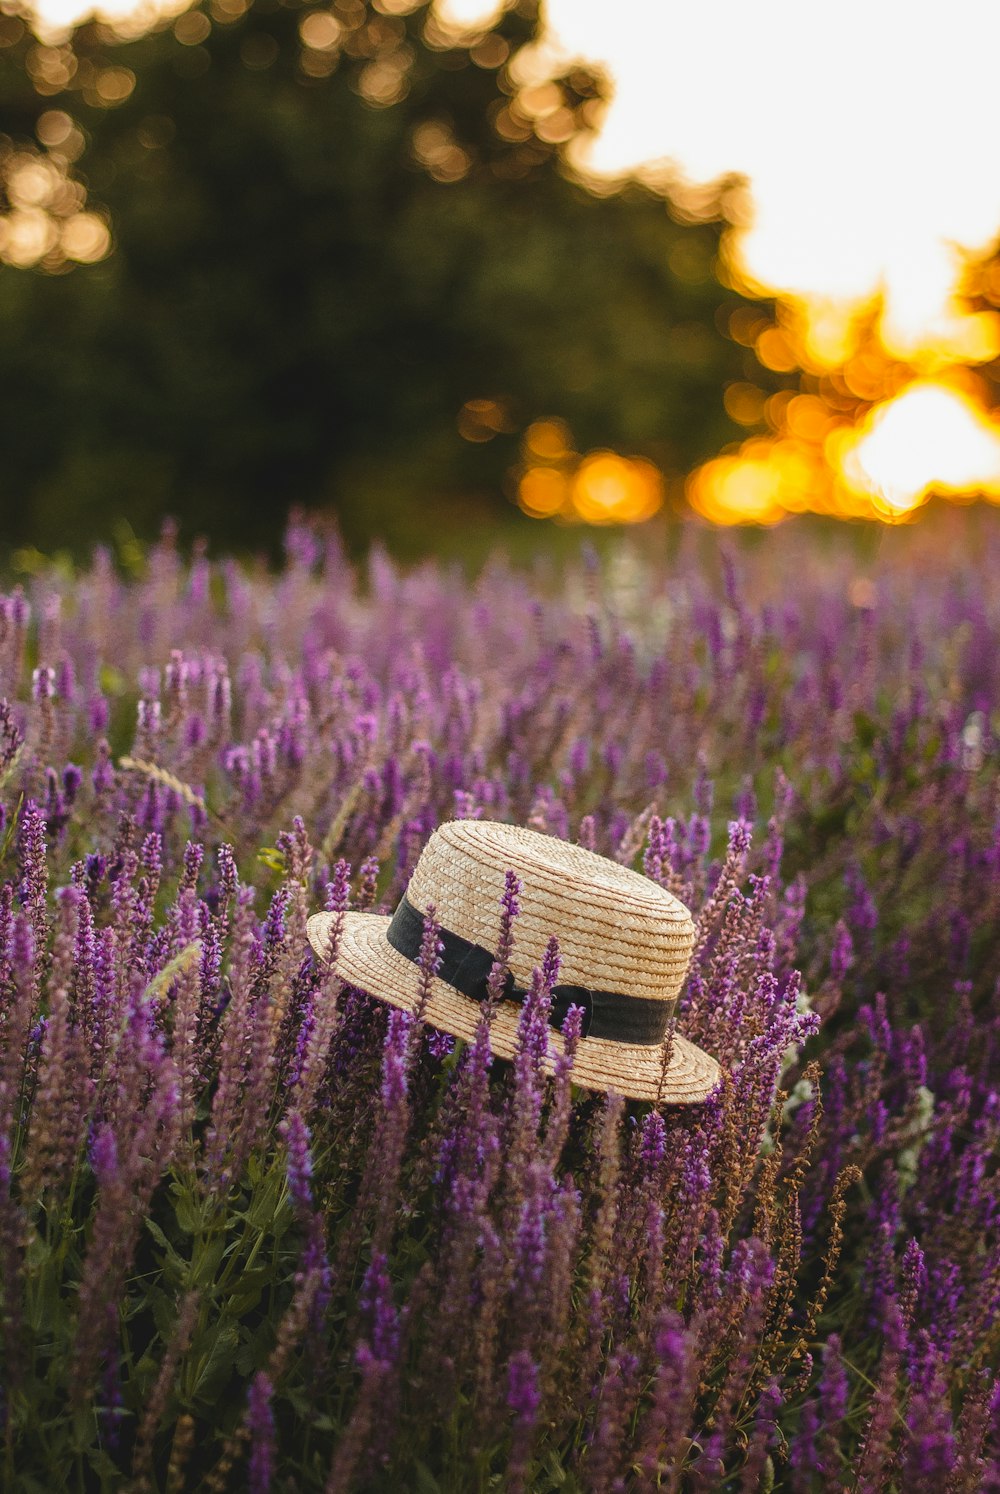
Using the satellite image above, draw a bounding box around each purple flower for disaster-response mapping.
[506,1350,541,1494]
[247,1371,275,1494]
[359,1251,400,1370]
[484,868,521,1014]
[280,1109,314,1215]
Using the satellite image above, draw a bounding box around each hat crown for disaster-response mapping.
[405,820,695,1003]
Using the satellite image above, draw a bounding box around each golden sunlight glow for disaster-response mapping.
[524,419,573,462]
[687,440,822,526]
[690,382,1000,524]
[30,0,186,35]
[836,383,1000,513]
[539,0,1000,370]
[571,452,663,524]
[445,0,1000,524]
[516,433,663,525]
[434,0,503,32]
[518,466,571,519]
[0,119,112,270]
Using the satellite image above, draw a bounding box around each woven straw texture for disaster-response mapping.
[307,820,720,1104]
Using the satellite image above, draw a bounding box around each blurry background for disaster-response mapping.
[2,0,1000,557]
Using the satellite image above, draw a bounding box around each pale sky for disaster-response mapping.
[551,0,1000,358]
[447,0,1000,361]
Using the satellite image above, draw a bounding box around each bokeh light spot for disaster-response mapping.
[411,120,470,180]
[210,0,250,21]
[723,382,767,427]
[754,325,798,374]
[0,208,58,267]
[570,452,663,525]
[457,398,511,442]
[93,66,137,104]
[687,437,828,525]
[523,418,572,461]
[60,212,112,263]
[518,465,571,518]
[837,382,1000,513]
[174,9,211,43]
[35,110,75,149]
[299,10,342,49]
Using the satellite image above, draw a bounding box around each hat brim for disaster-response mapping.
[307,912,721,1105]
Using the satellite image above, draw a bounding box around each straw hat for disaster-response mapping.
[306,820,720,1104]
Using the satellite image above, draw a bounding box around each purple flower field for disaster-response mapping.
[1,515,998,1491]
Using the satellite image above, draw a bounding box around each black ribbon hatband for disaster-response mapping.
[385,896,674,1046]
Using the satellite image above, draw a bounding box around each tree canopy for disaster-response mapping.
[0,0,776,554]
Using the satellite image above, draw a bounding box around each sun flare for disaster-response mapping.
[837,383,1000,513]
[688,381,1000,525]
[532,0,1000,525]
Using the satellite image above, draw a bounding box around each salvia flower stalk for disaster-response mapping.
[0,512,997,1489]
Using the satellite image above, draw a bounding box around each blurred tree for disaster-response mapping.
[0,0,777,554]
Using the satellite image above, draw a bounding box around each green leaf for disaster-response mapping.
[225,1268,271,1319]
[171,1183,205,1236]
[235,1319,275,1377]
[145,1217,171,1250]
[541,1448,568,1485]
[192,1323,240,1400]
[24,1231,53,1269]
[99,663,127,696]
[191,1234,228,1289]
[144,1215,187,1275]
[246,1168,287,1232]
[852,710,878,749]
[149,1283,181,1339]
[413,1462,444,1494]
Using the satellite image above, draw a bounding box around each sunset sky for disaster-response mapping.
[459,0,1000,522]
[28,0,1000,522]
[436,0,1000,355]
